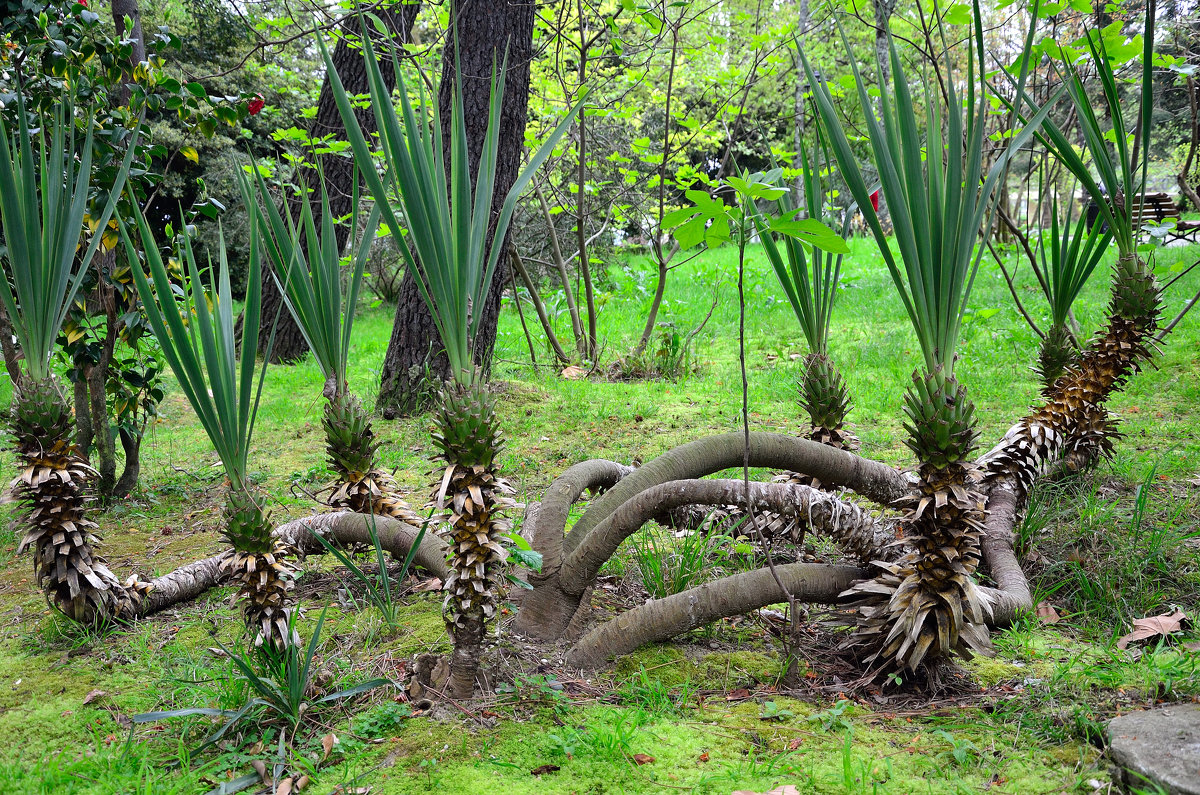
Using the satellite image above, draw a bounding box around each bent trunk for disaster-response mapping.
[565,563,865,669]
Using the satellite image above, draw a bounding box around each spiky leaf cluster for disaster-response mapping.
[1035,323,1075,392]
[431,383,506,470]
[800,353,853,444]
[901,369,979,470]
[324,392,381,479]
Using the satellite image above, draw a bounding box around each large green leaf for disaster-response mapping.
[0,93,141,381]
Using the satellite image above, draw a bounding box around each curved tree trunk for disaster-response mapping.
[519,477,892,642]
[512,459,635,636]
[376,0,535,417]
[258,3,422,363]
[565,563,866,669]
[562,479,893,599]
[135,512,448,618]
[564,432,909,553]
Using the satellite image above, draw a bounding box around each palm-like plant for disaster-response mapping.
[988,11,1160,490]
[120,205,297,652]
[322,29,583,697]
[1033,192,1113,391]
[239,169,421,525]
[756,134,854,453]
[802,15,1051,673]
[0,97,141,624]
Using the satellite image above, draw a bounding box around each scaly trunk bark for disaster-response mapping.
[376,0,534,417]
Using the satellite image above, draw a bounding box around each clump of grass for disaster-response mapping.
[1023,462,1200,633]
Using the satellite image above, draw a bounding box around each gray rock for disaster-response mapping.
[1109,704,1200,794]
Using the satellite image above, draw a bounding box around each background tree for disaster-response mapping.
[376,0,535,417]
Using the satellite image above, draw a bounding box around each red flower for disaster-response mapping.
[869,189,880,212]
[247,95,265,116]
[79,0,87,7]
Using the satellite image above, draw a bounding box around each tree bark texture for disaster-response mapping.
[135,512,447,619]
[513,459,634,637]
[376,0,535,418]
[258,3,421,363]
[563,479,894,599]
[563,432,910,554]
[565,563,866,669]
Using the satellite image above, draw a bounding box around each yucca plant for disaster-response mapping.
[989,11,1160,489]
[756,133,855,454]
[802,10,1051,674]
[1033,191,1113,391]
[120,205,297,652]
[239,168,422,526]
[322,27,583,697]
[0,95,141,624]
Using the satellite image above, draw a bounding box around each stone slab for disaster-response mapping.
[1109,703,1200,794]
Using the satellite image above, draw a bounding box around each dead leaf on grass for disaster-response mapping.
[1035,602,1061,624]
[1186,474,1200,487]
[725,688,751,701]
[631,753,655,765]
[560,365,586,379]
[82,689,106,705]
[697,751,709,763]
[321,733,338,761]
[1117,610,1188,649]
[414,577,443,592]
[530,764,560,776]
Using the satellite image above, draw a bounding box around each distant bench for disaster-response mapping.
[1087,192,1200,243]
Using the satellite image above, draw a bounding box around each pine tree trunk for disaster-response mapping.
[258,3,422,363]
[376,0,534,418]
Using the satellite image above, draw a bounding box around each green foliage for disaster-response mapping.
[131,608,388,750]
[1014,8,1157,258]
[309,511,431,628]
[801,9,1047,376]
[754,135,850,357]
[322,23,584,386]
[1039,191,1114,327]
[240,167,380,394]
[0,94,138,381]
[119,203,266,492]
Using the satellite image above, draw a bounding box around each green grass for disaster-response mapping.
[0,238,1197,792]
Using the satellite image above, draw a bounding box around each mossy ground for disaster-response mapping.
[0,242,1197,793]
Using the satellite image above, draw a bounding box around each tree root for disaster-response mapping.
[133,512,447,619]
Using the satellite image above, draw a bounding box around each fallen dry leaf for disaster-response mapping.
[732,787,801,795]
[295,775,311,790]
[530,764,560,776]
[1035,602,1061,624]
[1187,474,1200,487]
[414,577,443,593]
[1117,610,1188,649]
[82,689,106,705]
[697,751,709,763]
[631,753,655,765]
[725,688,751,701]
[276,778,293,795]
[788,737,804,750]
[560,365,586,379]
[321,733,338,761]
[1184,641,1200,653]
